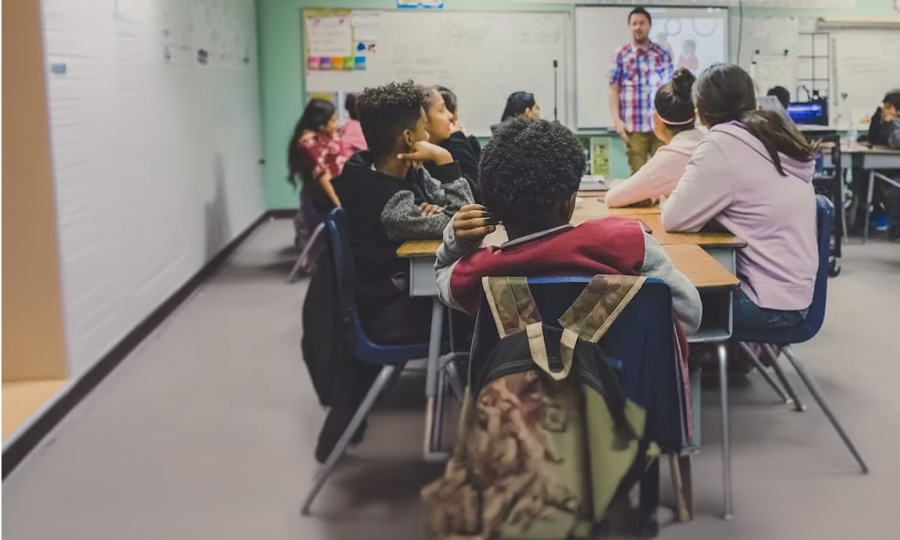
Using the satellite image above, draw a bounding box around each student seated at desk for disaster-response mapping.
[490,91,541,134]
[606,68,703,208]
[866,89,900,238]
[766,85,791,110]
[437,85,483,161]
[423,86,482,200]
[288,98,354,248]
[338,92,367,152]
[662,64,817,330]
[332,81,473,345]
[435,116,701,337]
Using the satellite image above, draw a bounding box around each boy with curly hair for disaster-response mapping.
[332,80,473,344]
[435,117,701,333]
[316,81,472,462]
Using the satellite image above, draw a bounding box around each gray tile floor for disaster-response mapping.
[3,219,899,540]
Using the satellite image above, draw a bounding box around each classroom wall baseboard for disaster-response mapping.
[1,210,290,480]
[268,208,297,219]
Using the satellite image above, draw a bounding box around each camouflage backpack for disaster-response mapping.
[422,275,666,540]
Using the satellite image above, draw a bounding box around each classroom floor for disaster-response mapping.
[3,219,899,540]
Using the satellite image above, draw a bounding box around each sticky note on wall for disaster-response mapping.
[343,56,354,71]
[331,56,344,70]
[355,56,366,71]
[307,57,321,70]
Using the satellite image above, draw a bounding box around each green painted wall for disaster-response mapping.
[257,0,896,209]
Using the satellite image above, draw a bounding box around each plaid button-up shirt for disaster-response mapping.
[609,41,673,133]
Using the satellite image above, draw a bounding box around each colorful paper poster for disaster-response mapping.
[355,56,367,71]
[397,0,443,8]
[590,137,610,176]
[319,57,333,70]
[305,11,353,58]
[331,57,344,70]
[307,56,321,70]
[352,12,381,41]
[343,56,355,71]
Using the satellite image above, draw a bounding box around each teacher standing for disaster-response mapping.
[609,7,674,173]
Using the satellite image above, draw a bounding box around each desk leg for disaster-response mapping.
[718,343,733,520]
[864,170,874,244]
[423,299,448,462]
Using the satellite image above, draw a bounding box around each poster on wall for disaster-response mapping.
[304,10,353,58]
[397,0,444,8]
[590,138,610,176]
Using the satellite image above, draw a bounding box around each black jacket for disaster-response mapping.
[331,152,472,327]
[426,132,482,201]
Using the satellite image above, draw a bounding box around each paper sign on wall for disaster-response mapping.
[397,0,444,9]
[590,138,610,176]
[305,12,353,58]
[352,12,381,41]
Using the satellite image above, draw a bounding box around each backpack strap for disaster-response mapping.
[482,277,572,379]
[482,276,542,338]
[558,275,646,375]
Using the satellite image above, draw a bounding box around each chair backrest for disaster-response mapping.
[322,207,428,364]
[804,194,835,336]
[323,207,355,314]
[470,276,688,451]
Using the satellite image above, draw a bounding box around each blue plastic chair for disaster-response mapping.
[288,195,328,283]
[469,277,692,535]
[301,208,430,515]
[731,195,868,474]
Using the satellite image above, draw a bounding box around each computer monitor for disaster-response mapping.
[787,99,829,126]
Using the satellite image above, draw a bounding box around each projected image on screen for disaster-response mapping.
[651,13,726,77]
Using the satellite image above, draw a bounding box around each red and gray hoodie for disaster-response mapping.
[434,217,702,335]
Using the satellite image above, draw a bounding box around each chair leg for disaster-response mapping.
[717,343,733,520]
[301,365,397,515]
[637,459,660,538]
[434,365,446,450]
[288,222,325,284]
[781,347,870,474]
[863,171,874,244]
[736,342,791,404]
[763,345,806,412]
[444,359,465,402]
[669,454,694,522]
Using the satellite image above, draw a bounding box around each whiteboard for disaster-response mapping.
[575,6,729,129]
[833,29,900,128]
[304,10,571,137]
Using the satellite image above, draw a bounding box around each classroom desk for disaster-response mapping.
[397,211,742,463]
[839,143,900,243]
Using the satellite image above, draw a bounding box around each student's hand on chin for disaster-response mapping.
[453,204,497,243]
[398,141,453,166]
